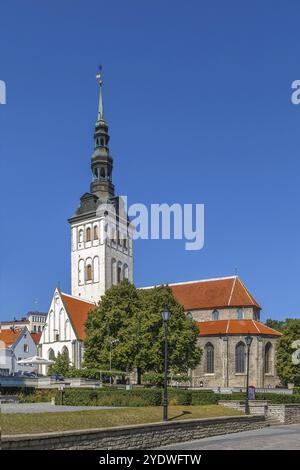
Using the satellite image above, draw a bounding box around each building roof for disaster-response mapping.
[60,293,96,340]
[0,329,23,348]
[196,319,282,337]
[30,332,42,345]
[167,276,261,310]
[0,320,29,325]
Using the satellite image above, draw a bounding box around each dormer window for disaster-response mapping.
[212,309,219,321]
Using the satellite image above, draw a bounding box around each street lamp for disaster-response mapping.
[245,334,253,415]
[161,304,170,422]
[109,338,119,385]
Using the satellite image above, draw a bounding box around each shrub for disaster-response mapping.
[56,388,163,407]
[168,389,192,405]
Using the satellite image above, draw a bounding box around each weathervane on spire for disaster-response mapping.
[96,65,103,86]
[96,65,105,121]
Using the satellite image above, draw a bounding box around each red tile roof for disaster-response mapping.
[30,332,42,345]
[60,293,96,340]
[197,319,282,337]
[0,329,22,348]
[169,276,261,310]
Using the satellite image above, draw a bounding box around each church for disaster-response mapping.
[39,77,282,388]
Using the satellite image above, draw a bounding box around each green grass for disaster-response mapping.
[1,405,243,435]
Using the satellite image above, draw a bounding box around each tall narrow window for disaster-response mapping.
[205,343,214,373]
[86,227,91,242]
[48,348,55,361]
[86,264,92,281]
[235,342,246,373]
[94,225,98,240]
[78,229,84,243]
[212,309,219,320]
[117,262,122,284]
[123,264,129,280]
[265,342,272,374]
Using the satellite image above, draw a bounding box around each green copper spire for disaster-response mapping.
[91,67,115,200]
[97,79,105,122]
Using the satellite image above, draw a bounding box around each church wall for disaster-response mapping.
[192,335,280,388]
[39,290,78,374]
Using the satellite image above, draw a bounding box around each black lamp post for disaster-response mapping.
[162,304,170,422]
[245,334,253,415]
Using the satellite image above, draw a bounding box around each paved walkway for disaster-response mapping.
[158,424,300,450]
[1,402,121,414]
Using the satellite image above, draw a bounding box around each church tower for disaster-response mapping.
[68,74,133,302]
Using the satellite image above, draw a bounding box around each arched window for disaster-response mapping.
[48,348,55,361]
[94,225,98,240]
[78,229,84,243]
[237,308,244,319]
[123,264,129,280]
[64,320,70,341]
[86,227,91,242]
[100,167,105,178]
[78,259,84,286]
[265,342,272,374]
[235,342,246,373]
[111,258,116,285]
[212,309,219,320]
[93,256,99,283]
[205,342,214,373]
[117,261,122,284]
[62,346,69,362]
[86,263,92,281]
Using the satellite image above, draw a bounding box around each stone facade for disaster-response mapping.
[191,334,280,388]
[1,415,266,450]
[191,306,260,322]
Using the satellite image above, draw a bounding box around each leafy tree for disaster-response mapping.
[275,319,300,386]
[48,351,72,376]
[84,280,202,383]
[266,318,296,333]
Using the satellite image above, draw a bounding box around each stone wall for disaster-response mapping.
[192,335,280,389]
[268,404,300,424]
[2,415,265,450]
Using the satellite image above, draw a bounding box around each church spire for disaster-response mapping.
[97,74,105,123]
[90,67,115,200]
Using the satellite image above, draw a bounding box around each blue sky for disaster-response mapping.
[0,0,300,321]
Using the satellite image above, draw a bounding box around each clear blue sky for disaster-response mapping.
[0,0,300,322]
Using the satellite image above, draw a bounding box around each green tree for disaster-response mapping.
[48,351,72,376]
[266,318,296,333]
[84,280,202,382]
[275,319,300,386]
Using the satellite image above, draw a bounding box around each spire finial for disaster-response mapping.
[96,65,105,122]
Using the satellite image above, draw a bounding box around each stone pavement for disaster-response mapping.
[158,424,300,450]
[1,402,121,414]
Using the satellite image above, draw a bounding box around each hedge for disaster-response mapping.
[215,392,300,404]
[55,388,163,407]
[0,387,55,403]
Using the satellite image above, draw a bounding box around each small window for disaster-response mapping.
[94,225,99,240]
[23,344,29,353]
[212,309,219,320]
[123,237,127,249]
[86,227,91,242]
[237,308,244,319]
[78,229,84,243]
[33,325,37,332]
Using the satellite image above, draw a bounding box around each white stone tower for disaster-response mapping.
[68,73,133,302]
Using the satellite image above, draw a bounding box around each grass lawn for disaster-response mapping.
[1,405,243,435]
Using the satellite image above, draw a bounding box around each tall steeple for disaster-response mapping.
[90,70,115,200]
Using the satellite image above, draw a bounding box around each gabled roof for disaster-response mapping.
[0,329,23,348]
[166,276,261,310]
[30,332,42,345]
[197,319,282,337]
[60,293,96,341]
